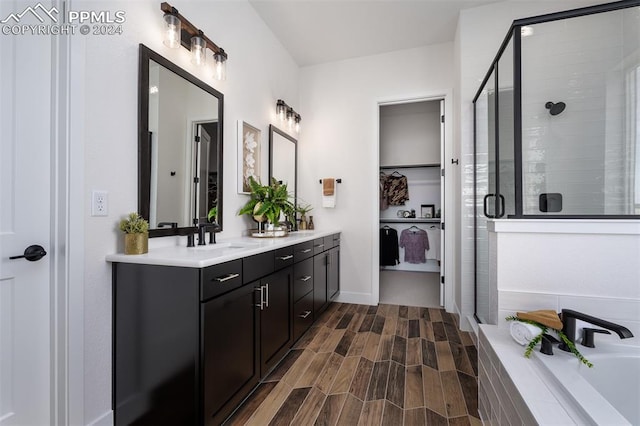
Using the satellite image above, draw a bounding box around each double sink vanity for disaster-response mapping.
[109,43,334,425]
[107,230,341,425]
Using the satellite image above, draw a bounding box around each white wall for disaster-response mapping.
[454,0,605,329]
[379,100,441,166]
[298,43,454,305]
[74,1,299,423]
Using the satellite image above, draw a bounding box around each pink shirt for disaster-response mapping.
[399,228,430,264]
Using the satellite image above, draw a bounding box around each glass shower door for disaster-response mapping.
[474,67,496,324]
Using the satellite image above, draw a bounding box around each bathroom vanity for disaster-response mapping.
[107,230,340,425]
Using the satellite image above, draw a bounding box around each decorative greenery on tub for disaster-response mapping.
[506,316,593,368]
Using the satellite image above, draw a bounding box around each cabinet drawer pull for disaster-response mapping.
[299,248,312,254]
[254,286,264,310]
[299,275,312,282]
[265,283,269,308]
[276,254,293,261]
[299,310,312,319]
[214,273,240,283]
[314,244,324,249]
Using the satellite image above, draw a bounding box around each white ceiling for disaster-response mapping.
[248,0,501,66]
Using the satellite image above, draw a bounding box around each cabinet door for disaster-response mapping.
[328,246,340,300]
[313,253,328,316]
[260,267,293,376]
[203,284,259,425]
[114,265,200,426]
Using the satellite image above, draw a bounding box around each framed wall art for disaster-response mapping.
[237,120,262,194]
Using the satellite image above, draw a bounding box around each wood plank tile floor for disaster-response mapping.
[226,303,481,426]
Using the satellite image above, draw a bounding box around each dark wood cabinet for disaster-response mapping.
[257,267,293,377]
[203,284,259,425]
[328,245,340,300]
[113,264,200,426]
[112,233,339,425]
[313,252,328,316]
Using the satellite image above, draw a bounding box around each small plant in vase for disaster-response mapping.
[119,212,149,254]
[296,204,313,230]
[238,176,294,235]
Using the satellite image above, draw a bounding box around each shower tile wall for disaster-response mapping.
[520,8,639,215]
[489,220,640,340]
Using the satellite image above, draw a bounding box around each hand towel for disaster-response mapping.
[322,178,336,208]
[323,178,335,196]
[517,310,562,330]
[510,321,543,346]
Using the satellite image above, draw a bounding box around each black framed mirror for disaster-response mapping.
[268,125,297,208]
[138,44,224,237]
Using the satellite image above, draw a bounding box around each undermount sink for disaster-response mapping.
[190,242,259,252]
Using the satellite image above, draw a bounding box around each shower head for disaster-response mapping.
[545,101,566,116]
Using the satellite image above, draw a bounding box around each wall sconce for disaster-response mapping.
[161,2,228,80]
[276,99,302,134]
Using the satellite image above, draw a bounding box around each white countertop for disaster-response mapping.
[106,229,341,268]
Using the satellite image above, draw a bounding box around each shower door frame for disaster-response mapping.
[472,0,640,323]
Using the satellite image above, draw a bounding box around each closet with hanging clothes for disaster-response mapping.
[378,99,444,307]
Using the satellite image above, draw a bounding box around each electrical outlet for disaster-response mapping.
[91,190,108,217]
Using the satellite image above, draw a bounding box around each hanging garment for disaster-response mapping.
[426,227,441,261]
[399,228,430,264]
[380,227,399,266]
[387,173,409,205]
[380,172,389,210]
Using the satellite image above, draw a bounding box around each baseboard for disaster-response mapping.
[334,291,374,306]
[88,410,113,426]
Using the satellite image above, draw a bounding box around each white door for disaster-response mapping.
[0,1,53,423]
[439,100,445,307]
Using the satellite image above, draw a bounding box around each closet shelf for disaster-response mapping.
[380,163,440,169]
[380,218,440,224]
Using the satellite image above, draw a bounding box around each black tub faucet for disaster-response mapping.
[558,309,634,351]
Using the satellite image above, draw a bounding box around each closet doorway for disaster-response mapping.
[377,98,445,308]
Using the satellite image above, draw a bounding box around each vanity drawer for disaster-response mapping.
[201,259,243,301]
[293,258,313,301]
[293,291,314,342]
[313,238,326,255]
[274,247,294,270]
[323,236,335,250]
[243,252,274,284]
[293,241,314,263]
[333,233,341,245]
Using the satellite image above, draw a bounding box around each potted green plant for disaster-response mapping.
[296,204,313,230]
[207,206,218,223]
[238,177,294,235]
[119,212,149,255]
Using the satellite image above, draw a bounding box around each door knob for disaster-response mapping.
[9,245,47,262]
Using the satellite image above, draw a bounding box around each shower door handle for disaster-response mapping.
[496,194,506,218]
[483,194,506,218]
[483,194,496,218]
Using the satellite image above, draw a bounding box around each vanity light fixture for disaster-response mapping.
[213,50,227,81]
[276,99,302,133]
[190,32,206,66]
[286,107,295,130]
[162,12,181,48]
[276,99,287,121]
[160,2,228,79]
[294,113,301,133]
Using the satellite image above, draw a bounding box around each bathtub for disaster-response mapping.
[532,341,640,425]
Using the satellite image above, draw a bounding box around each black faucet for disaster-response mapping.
[558,309,634,351]
[198,222,220,245]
